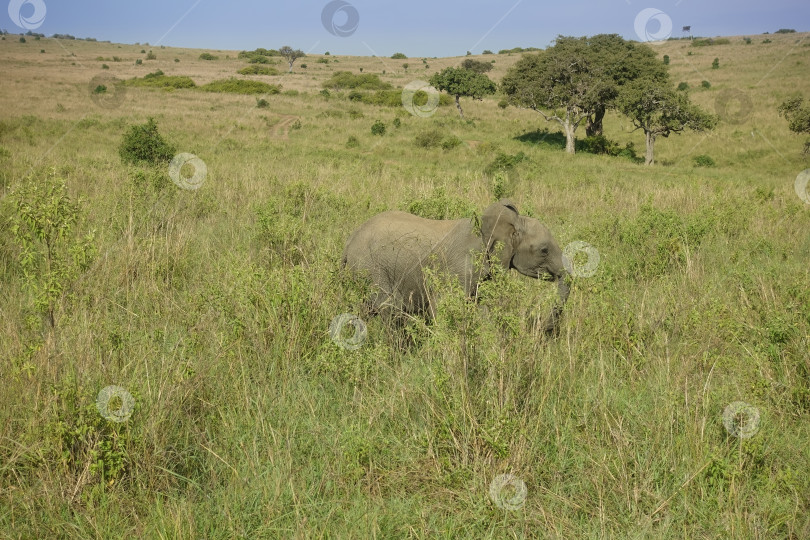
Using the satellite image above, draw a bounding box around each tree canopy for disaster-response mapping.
[617,78,717,165]
[501,37,612,153]
[429,67,496,118]
[278,46,305,72]
[778,96,810,154]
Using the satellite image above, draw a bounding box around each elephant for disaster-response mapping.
[341,199,570,333]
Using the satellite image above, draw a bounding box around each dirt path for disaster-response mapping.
[270,115,299,139]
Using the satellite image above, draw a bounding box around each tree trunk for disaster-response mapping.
[586,105,605,137]
[455,95,464,118]
[564,120,576,154]
[645,131,656,165]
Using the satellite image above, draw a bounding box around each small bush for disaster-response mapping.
[762,38,772,44]
[300,64,307,69]
[199,52,218,60]
[744,37,752,44]
[319,89,331,99]
[701,80,711,88]
[19,37,25,43]
[414,130,443,148]
[391,52,407,59]
[440,135,463,150]
[322,71,392,90]
[118,117,175,165]
[401,187,476,220]
[174,58,180,62]
[200,79,281,95]
[498,99,508,109]
[346,136,360,148]
[238,65,279,76]
[135,59,143,65]
[124,71,196,89]
[256,98,270,108]
[393,118,401,128]
[101,64,109,69]
[248,55,271,64]
[371,120,386,136]
[693,154,716,167]
[146,50,156,60]
[711,58,720,69]
[677,82,689,91]
[93,85,107,94]
[663,54,670,65]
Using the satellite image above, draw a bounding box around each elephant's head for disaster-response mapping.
[481,199,570,330]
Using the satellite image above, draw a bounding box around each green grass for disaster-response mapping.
[123,70,196,89]
[0,32,809,538]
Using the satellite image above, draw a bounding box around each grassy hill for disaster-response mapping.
[1,31,809,538]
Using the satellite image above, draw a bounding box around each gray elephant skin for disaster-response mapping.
[341,199,570,332]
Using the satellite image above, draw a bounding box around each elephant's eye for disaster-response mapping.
[540,247,548,255]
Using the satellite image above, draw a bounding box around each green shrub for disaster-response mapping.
[8,173,96,328]
[200,79,281,94]
[371,120,386,136]
[247,55,271,64]
[145,50,156,60]
[414,129,444,148]
[393,117,401,128]
[401,187,476,220]
[19,37,25,43]
[322,71,392,90]
[124,70,196,89]
[498,99,508,109]
[199,52,218,60]
[677,82,689,91]
[101,64,109,69]
[256,98,269,108]
[135,59,142,65]
[440,135,463,150]
[701,80,711,88]
[484,151,527,174]
[712,58,720,69]
[238,65,279,76]
[663,54,670,65]
[391,52,407,59]
[118,117,176,165]
[691,38,730,47]
[693,154,716,167]
[346,135,360,148]
[319,89,330,99]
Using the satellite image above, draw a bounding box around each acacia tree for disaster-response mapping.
[429,67,496,118]
[501,37,612,153]
[582,34,668,136]
[777,96,810,154]
[278,45,305,72]
[618,78,717,165]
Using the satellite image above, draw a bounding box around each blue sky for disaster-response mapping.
[4,0,808,57]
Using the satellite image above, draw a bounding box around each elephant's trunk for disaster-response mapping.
[542,271,570,336]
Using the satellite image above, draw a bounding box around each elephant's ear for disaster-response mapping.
[481,199,520,268]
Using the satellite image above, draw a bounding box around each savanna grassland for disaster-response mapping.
[1,30,809,539]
